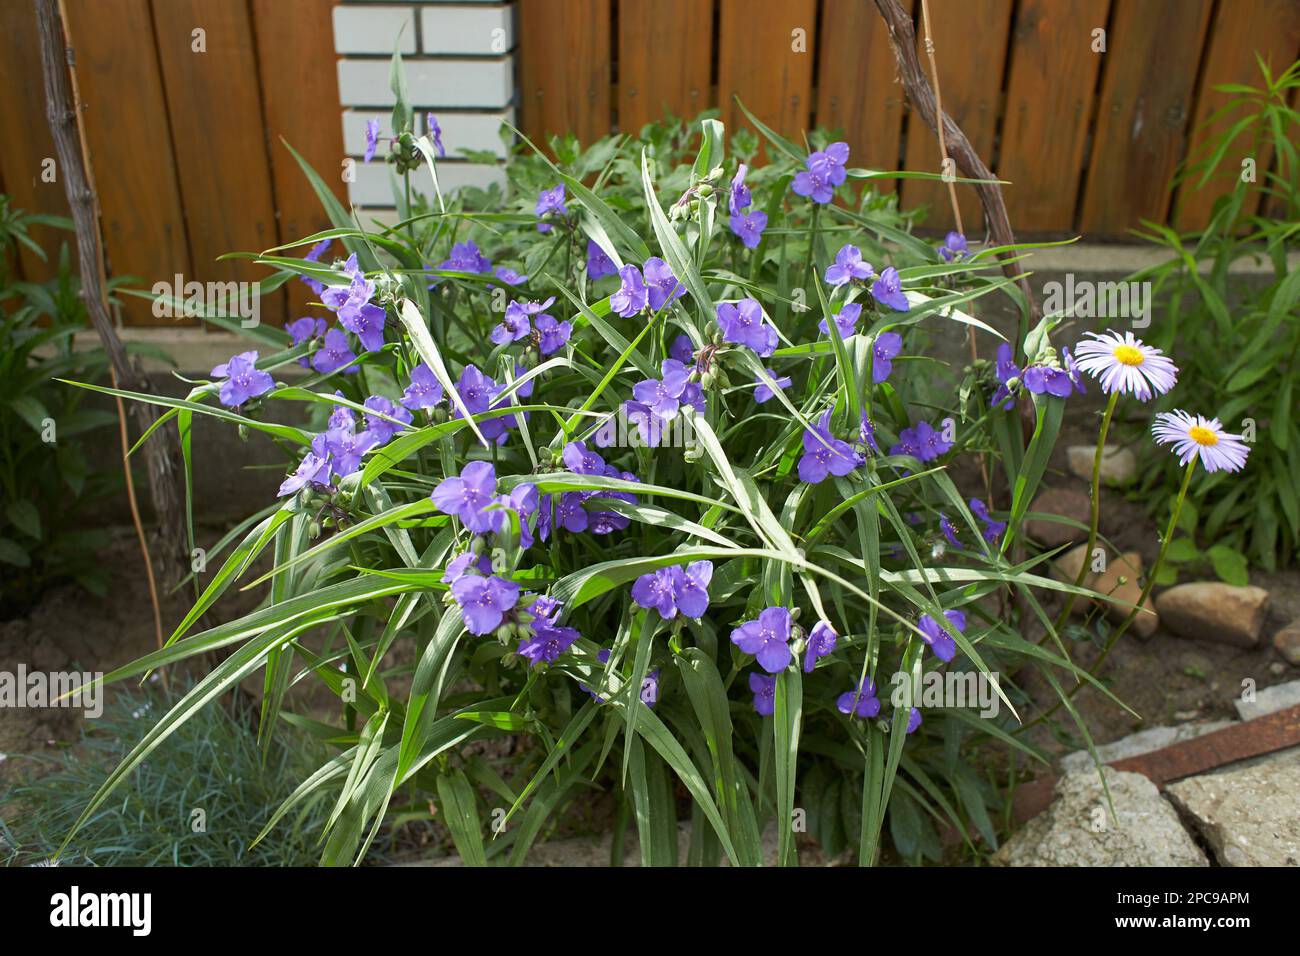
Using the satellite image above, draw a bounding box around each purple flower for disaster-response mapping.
[837,679,881,719]
[754,369,791,404]
[491,299,537,345]
[363,395,413,445]
[401,362,445,411]
[328,395,356,431]
[454,364,497,415]
[792,142,849,204]
[442,551,493,584]
[889,420,952,462]
[439,240,492,274]
[969,497,1007,543]
[517,599,581,666]
[729,209,767,249]
[324,427,378,478]
[825,245,873,287]
[991,342,1021,409]
[750,673,777,716]
[1022,364,1074,398]
[452,574,520,635]
[643,257,685,312]
[555,491,590,533]
[673,561,713,618]
[729,163,752,215]
[286,316,326,368]
[819,302,861,339]
[872,331,902,384]
[425,113,446,158]
[917,608,967,663]
[731,606,793,673]
[940,512,962,550]
[610,264,648,317]
[586,240,618,281]
[494,266,528,286]
[277,451,332,497]
[858,412,879,454]
[211,351,274,407]
[803,620,837,673]
[669,334,696,366]
[536,313,573,354]
[534,184,567,233]
[716,298,777,357]
[632,358,691,420]
[906,707,923,734]
[798,410,863,484]
[322,255,386,352]
[1061,346,1086,395]
[562,439,605,475]
[939,231,968,262]
[363,119,380,163]
[639,670,661,708]
[870,266,909,312]
[431,460,499,533]
[299,239,332,297]
[312,328,359,376]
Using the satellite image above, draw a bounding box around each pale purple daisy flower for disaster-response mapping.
[837,679,881,719]
[803,620,837,673]
[211,351,274,407]
[716,298,777,357]
[729,209,767,249]
[1152,411,1250,473]
[1072,330,1177,401]
[825,245,873,287]
[731,606,793,673]
[819,302,861,339]
[917,608,967,663]
[871,266,910,312]
[750,672,777,716]
[610,264,648,317]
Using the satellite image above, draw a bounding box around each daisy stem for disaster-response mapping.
[1053,390,1118,631]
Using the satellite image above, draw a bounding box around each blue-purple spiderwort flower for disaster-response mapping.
[991,342,1020,409]
[1021,364,1075,398]
[442,550,493,584]
[643,257,685,311]
[300,238,332,297]
[535,313,573,355]
[939,231,968,262]
[940,512,962,550]
[425,113,446,158]
[729,209,767,249]
[516,596,581,666]
[363,395,413,445]
[969,498,1007,543]
[324,426,379,478]
[534,184,567,233]
[321,255,386,352]
[803,620,838,672]
[870,266,910,312]
[286,316,326,368]
[632,358,691,420]
[400,362,445,411]
[670,334,696,366]
[610,264,648,317]
[872,331,903,384]
[586,240,618,281]
[792,141,849,204]
[906,707,923,734]
[837,679,881,718]
[212,351,274,408]
[754,369,792,404]
[363,119,380,163]
[494,266,527,286]
[452,574,520,635]
[917,608,967,663]
[328,395,356,431]
[312,327,359,375]
[431,460,500,533]
[491,297,556,346]
[729,163,752,215]
[731,606,793,673]
[439,240,492,274]
[825,245,874,287]
[889,420,953,461]
[631,560,713,620]
[819,302,861,339]
[750,673,777,716]
[277,450,333,498]
[798,410,864,484]
[716,298,777,357]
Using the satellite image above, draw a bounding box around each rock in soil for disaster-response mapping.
[1166,750,1300,866]
[1155,582,1270,648]
[1067,444,1137,486]
[1025,488,1092,549]
[1051,546,1158,638]
[992,768,1207,867]
[1273,620,1300,666]
[1234,679,1300,721]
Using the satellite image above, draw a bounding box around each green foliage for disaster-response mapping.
[1132,56,1300,570]
[1,684,331,866]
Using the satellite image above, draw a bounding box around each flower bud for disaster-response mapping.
[308,519,322,539]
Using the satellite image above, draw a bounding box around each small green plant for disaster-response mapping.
[0,683,332,867]
[1132,56,1300,571]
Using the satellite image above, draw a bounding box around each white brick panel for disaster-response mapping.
[332,4,417,54]
[337,56,513,109]
[420,4,514,55]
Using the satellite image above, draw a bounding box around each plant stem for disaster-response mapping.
[1053,390,1118,629]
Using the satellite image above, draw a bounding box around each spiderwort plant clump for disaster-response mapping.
[78,95,1214,868]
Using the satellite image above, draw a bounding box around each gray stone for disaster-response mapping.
[1274,621,1300,666]
[1059,721,1234,775]
[1025,488,1092,549]
[1068,444,1137,486]
[1234,679,1300,721]
[992,769,1207,867]
[1155,582,1270,648]
[1167,754,1300,866]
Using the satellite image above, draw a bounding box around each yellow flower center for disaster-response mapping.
[1188,425,1218,447]
[1113,344,1145,366]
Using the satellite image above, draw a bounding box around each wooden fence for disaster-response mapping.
[520,0,1300,235]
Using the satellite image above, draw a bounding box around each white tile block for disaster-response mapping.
[420,4,514,55]
[348,161,505,206]
[338,56,514,108]
[333,4,417,54]
[342,108,514,158]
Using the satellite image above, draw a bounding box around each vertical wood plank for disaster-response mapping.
[0,0,73,281]
[1078,0,1212,235]
[717,0,817,147]
[900,0,1014,233]
[252,0,347,320]
[815,0,909,194]
[618,0,713,133]
[1174,0,1300,229]
[150,0,283,326]
[66,0,193,326]
[518,0,611,147]
[1000,0,1110,233]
